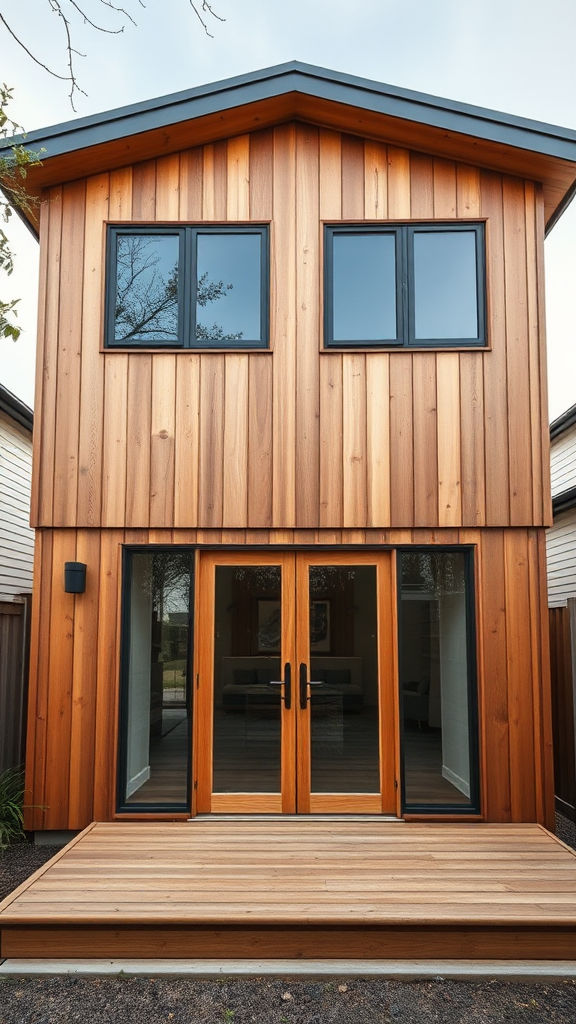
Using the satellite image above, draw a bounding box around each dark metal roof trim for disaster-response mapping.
[553,486,576,517]
[6,61,576,166]
[0,383,33,432]
[550,402,576,440]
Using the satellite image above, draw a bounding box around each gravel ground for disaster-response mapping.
[0,819,575,1024]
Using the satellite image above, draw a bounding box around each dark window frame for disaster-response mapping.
[105,224,270,350]
[117,545,195,814]
[324,222,486,349]
[396,546,481,816]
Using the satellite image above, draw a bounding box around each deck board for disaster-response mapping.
[1,820,575,958]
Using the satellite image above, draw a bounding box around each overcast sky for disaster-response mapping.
[1,0,576,419]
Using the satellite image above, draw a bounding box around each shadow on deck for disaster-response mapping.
[1,819,575,960]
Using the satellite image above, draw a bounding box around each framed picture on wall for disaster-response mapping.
[257,599,281,653]
[310,600,330,652]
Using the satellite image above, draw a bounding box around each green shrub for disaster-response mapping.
[0,766,25,852]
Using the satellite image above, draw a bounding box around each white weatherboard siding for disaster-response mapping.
[0,413,34,602]
[551,423,576,496]
[546,507,576,608]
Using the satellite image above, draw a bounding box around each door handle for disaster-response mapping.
[299,663,325,709]
[269,663,291,709]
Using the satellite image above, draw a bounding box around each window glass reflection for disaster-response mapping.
[333,233,397,342]
[413,231,478,340]
[196,233,261,344]
[114,234,180,344]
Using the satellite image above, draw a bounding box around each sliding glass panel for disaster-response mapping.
[399,550,477,810]
[120,551,192,809]
[309,565,380,793]
[212,566,282,793]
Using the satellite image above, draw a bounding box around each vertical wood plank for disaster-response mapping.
[43,529,76,828]
[535,186,552,526]
[203,141,227,220]
[504,530,536,821]
[174,353,201,528]
[341,135,364,219]
[342,353,367,528]
[93,530,122,821]
[131,161,155,221]
[53,180,86,528]
[296,125,320,528]
[412,353,438,526]
[319,130,342,221]
[460,352,486,526]
[536,529,556,830]
[23,531,52,830]
[364,141,388,219]
[410,154,433,218]
[68,529,101,828]
[481,171,509,525]
[456,164,481,218]
[149,354,176,527]
[272,125,296,527]
[366,354,390,527]
[226,136,250,220]
[525,182,543,526]
[198,354,224,527]
[480,529,510,821]
[30,197,50,527]
[433,158,457,217]
[389,355,414,526]
[37,189,62,528]
[249,129,273,221]
[155,154,180,219]
[319,354,343,528]
[387,147,411,218]
[248,355,272,527]
[222,354,249,527]
[179,148,203,220]
[503,176,532,526]
[101,354,128,527]
[436,352,462,527]
[77,174,108,528]
[125,354,152,528]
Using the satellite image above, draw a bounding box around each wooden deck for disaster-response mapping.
[1,820,576,960]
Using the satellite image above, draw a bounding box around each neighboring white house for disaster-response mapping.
[0,384,34,602]
[547,403,576,609]
[0,383,34,773]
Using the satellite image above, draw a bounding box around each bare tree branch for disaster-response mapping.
[1,0,226,109]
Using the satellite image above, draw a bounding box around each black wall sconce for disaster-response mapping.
[64,562,87,594]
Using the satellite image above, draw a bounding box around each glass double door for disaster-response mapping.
[195,551,397,814]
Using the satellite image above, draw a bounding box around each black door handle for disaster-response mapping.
[299,663,308,709]
[269,663,291,709]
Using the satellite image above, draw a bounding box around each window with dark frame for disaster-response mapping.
[105,225,269,349]
[324,223,486,349]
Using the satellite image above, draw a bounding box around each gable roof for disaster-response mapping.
[6,61,576,234]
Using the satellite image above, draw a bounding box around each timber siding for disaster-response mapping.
[0,411,34,602]
[31,127,551,534]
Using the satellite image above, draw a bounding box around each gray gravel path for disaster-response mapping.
[1,820,575,1023]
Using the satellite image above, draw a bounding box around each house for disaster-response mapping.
[0,383,34,773]
[547,403,576,823]
[6,61,576,833]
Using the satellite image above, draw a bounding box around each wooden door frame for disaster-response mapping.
[193,548,400,816]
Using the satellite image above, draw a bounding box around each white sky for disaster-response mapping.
[1,0,576,418]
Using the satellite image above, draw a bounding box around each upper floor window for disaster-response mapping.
[105,225,269,349]
[324,223,486,349]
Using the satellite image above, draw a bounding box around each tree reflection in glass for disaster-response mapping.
[114,234,179,344]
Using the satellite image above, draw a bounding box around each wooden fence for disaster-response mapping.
[0,597,31,775]
[549,601,576,820]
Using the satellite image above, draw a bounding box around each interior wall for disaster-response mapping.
[439,589,470,797]
[126,554,152,797]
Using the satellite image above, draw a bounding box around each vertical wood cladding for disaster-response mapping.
[31,126,550,532]
[23,527,555,830]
